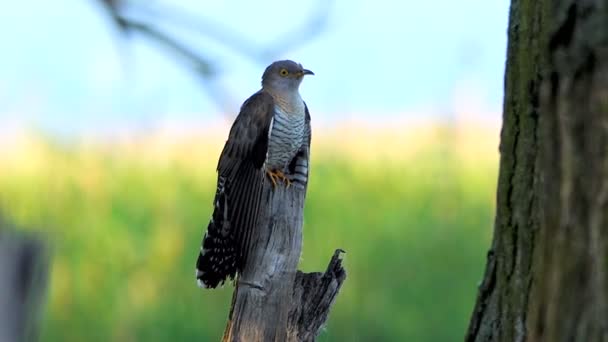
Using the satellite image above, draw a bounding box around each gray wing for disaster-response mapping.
[196,91,274,288]
[218,91,275,175]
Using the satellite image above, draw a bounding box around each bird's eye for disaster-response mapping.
[279,68,289,76]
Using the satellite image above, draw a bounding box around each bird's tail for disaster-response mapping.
[196,163,265,288]
[196,176,238,288]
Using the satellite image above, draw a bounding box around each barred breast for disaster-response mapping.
[266,104,306,170]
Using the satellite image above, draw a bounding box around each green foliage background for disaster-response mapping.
[0,128,496,341]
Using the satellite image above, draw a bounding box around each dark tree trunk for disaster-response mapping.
[467,0,608,341]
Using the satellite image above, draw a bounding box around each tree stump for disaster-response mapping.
[222,183,346,342]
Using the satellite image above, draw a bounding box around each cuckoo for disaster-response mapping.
[196,60,314,288]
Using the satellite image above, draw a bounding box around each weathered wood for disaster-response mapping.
[222,184,345,342]
[467,0,608,340]
[0,227,49,342]
[223,185,304,341]
[287,249,346,341]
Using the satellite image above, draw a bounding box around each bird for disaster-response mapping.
[196,60,314,288]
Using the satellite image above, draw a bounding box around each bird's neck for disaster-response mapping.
[266,89,303,115]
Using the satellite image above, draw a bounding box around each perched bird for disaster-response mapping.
[196,60,314,288]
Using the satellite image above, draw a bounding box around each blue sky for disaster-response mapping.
[0,0,509,135]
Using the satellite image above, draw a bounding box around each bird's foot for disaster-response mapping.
[266,170,279,188]
[266,169,291,188]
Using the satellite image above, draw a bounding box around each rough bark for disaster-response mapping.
[529,0,608,340]
[466,0,548,340]
[222,184,346,342]
[0,228,49,342]
[467,0,608,341]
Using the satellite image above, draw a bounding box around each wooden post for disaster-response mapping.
[0,226,49,342]
[222,183,346,342]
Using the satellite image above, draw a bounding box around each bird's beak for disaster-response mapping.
[302,69,314,76]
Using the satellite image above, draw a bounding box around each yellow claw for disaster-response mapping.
[266,170,279,188]
[266,170,291,188]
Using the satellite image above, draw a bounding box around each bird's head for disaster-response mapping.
[261,60,314,92]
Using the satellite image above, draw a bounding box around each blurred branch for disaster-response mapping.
[131,1,333,62]
[96,0,332,116]
[119,18,215,76]
[261,1,332,60]
[130,4,265,60]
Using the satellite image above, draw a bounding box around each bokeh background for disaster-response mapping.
[0,0,508,340]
